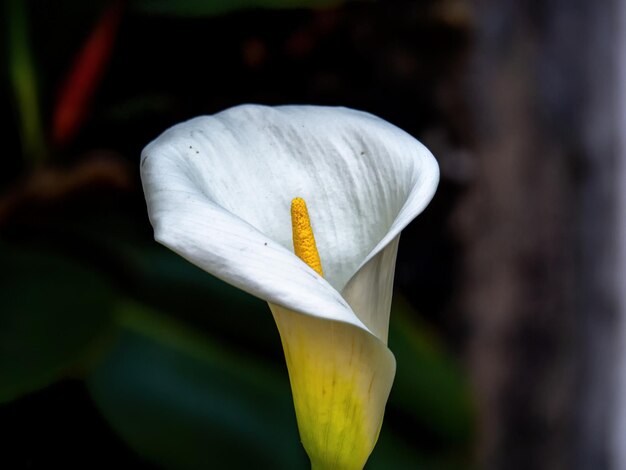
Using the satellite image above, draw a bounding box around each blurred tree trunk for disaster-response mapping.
[457,1,621,469]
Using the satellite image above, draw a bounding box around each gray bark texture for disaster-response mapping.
[456,1,621,469]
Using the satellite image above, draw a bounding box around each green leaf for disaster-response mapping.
[87,301,308,470]
[114,235,280,356]
[131,0,344,17]
[0,245,115,402]
[388,297,475,444]
[5,0,47,165]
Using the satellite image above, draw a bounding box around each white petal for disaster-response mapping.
[342,235,399,343]
[143,185,369,331]
[141,104,438,333]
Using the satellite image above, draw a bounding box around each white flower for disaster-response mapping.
[140,104,438,469]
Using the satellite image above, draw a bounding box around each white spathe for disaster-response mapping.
[141,104,438,340]
[141,104,438,469]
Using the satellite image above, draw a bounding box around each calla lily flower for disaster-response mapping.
[140,104,439,469]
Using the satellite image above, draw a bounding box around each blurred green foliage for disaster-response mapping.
[88,301,307,470]
[390,300,474,445]
[5,0,46,164]
[0,244,114,402]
